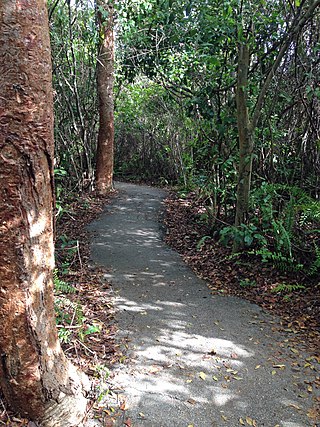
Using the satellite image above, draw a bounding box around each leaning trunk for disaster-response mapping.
[233,42,253,252]
[95,0,115,194]
[0,2,89,426]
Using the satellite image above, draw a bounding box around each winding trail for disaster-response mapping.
[89,182,318,427]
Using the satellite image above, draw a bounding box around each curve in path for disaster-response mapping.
[89,182,318,427]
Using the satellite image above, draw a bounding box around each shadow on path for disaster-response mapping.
[88,182,319,427]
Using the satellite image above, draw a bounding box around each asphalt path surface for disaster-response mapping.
[88,181,319,427]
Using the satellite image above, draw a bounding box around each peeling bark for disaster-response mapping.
[95,0,114,194]
[0,2,89,425]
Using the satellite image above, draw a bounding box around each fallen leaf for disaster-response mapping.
[187,398,197,405]
[239,418,246,425]
[120,401,128,411]
[288,403,301,410]
[221,415,228,421]
[124,419,132,427]
[255,365,261,369]
[149,366,161,374]
[307,406,320,419]
[246,416,253,425]
[212,375,219,381]
[199,371,207,380]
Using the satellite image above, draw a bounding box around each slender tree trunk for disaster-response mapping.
[0,2,89,426]
[233,42,253,252]
[232,2,320,252]
[95,0,115,194]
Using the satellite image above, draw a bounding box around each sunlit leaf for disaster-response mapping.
[289,403,301,410]
[199,371,207,380]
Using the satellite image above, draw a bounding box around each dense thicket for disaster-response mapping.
[49,0,320,274]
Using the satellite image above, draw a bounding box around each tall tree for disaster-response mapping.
[95,0,115,193]
[0,2,89,426]
[233,0,320,250]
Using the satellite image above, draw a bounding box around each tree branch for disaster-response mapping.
[251,0,320,131]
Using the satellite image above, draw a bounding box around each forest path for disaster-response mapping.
[88,182,318,427]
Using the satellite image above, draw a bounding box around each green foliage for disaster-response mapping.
[48,0,320,282]
[53,269,76,295]
[55,293,102,345]
[94,364,111,402]
[249,184,320,272]
[252,248,303,273]
[49,0,97,193]
[239,278,257,288]
[218,183,320,273]
[219,224,267,248]
[308,244,320,277]
[271,283,306,294]
[55,235,79,274]
[196,235,211,251]
[115,79,198,184]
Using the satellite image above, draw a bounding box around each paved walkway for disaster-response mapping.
[89,182,319,427]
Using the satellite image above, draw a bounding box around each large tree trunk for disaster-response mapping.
[95,0,115,194]
[0,2,89,426]
[233,42,253,252]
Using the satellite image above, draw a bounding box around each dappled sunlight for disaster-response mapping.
[90,182,316,426]
[213,389,236,406]
[111,290,258,417]
[116,296,163,313]
[95,226,162,248]
[28,210,48,238]
[282,423,307,427]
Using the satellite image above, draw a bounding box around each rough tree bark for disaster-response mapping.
[233,41,252,252]
[0,2,89,426]
[95,0,115,194]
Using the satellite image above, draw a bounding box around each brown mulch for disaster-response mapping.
[54,191,121,369]
[163,191,320,355]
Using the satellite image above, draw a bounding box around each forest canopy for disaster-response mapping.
[49,0,320,272]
